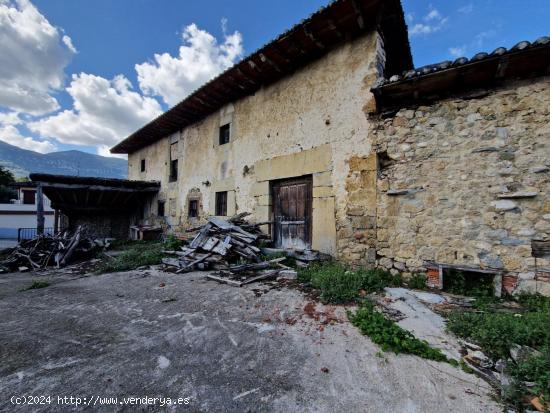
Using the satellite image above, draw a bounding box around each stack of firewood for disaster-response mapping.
[0,226,95,272]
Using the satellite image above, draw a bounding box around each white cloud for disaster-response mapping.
[474,30,496,48]
[0,111,21,126]
[410,8,448,36]
[0,0,76,115]
[449,46,467,58]
[0,116,56,153]
[62,34,77,53]
[424,9,441,21]
[136,22,243,107]
[29,73,162,154]
[97,144,127,159]
[458,4,473,14]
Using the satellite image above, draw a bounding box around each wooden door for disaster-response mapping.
[22,190,36,205]
[272,176,312,250]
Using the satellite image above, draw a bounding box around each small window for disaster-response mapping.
[219,123,230,145]
[140,159,146,172]
[157,200,165,217]
[169,159,178,182]
[215,191,227,216]
[188,199,198,218]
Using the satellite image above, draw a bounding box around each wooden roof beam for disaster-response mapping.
[259,53,282,73]
[303,25,326,50]
[235,68,258,87]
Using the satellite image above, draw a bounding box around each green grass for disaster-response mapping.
[297,262,402,303]
[20,280,50,291]
[447,293,550,403]
[348,300,450,363]
[96,241,164,273]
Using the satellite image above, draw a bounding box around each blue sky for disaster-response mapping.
[0,0,548,157]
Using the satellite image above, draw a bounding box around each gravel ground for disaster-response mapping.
[0,268,502,412]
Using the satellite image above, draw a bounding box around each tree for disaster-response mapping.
[0,166,15,185]
[0,166,16,203]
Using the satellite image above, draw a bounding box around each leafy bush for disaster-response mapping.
[297,262,402,303]
[348,300,449,363]
[408,273,427,289]
[97,241,164,273]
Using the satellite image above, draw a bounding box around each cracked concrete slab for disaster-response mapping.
[0,269,501,412]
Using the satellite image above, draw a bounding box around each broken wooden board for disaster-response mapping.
[205,274,242,287]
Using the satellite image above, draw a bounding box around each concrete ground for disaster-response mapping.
[0,268,501,412]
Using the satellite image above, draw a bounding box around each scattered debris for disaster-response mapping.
[162,213,326,286]
[0,226,101,272]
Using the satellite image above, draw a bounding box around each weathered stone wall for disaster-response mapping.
[359,77,550,294]
[128,31,383,255]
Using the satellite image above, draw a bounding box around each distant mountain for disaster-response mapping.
[0,140,127,179]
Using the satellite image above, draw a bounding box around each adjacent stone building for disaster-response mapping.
[111,0,549,295]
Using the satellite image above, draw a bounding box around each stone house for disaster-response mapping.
[111,0,550,295]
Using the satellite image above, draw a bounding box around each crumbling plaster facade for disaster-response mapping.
[128,31,384,256]
[126,27,549,295]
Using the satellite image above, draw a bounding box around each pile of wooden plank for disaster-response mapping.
[162,213,328,286]
[0,226,96,272]
[162,213,270,274]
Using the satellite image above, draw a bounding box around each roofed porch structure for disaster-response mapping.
[30,173,160,239]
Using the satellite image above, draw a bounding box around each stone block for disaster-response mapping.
[313,186,333,198]
[348,153,377,172]
[313,171,332,187]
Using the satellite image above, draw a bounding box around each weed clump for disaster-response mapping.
[164,234,183,251]
[348,300,449,363]
[407,273,427,289]
[20,280,50,291]
[297,262,402,303]
[447,293,550,402]
[96,241,164,273]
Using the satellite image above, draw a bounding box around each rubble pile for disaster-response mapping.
[0,226,101,272]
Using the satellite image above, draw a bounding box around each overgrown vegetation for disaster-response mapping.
[96,241,164,273]
[19,280,50,291]
[407,273,427,289]
[443,269,495,297]
[164,234,183,251]
[297,262,449,364]
[297,262,402,303]
[348,300,450,363]
[447,293,550,403]
[0,166,16,203]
